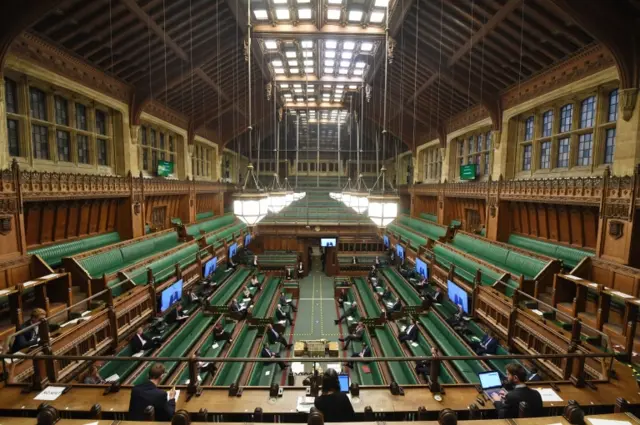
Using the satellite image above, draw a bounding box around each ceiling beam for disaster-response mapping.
[195,69,246,117]
[252,24,386,39]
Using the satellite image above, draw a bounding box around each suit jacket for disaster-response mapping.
[279,295,289,305]
[431,292,443,303]
[130,334,148,353]
[347,305,358,316]
[261,347,275,358]
[128,381,176,421]
[352,326,365,339]
[230,303,240,312]
[402,325,418,340]
[276,308,289,320]
[11,321,38,353]
[356,346,371,358]
[494,386,543,419]
[527,373,542,382]
[391,300,402,312]
[481,337,498,354]
[267,329,281,344]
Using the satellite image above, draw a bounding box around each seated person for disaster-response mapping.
[335,301,358,324]
[369,276,379,288]
[128,363,176,421]
[279,291,297,312]
[429,286,443,303]
[285,267,293,280]
[170,304,189,322]
[131,327,161,353]
[11,308,46,353]
[213,323,233,343]
[527,367,542,382]
[374,256,381,269]
[250,275,261,289]
[297,261,304,277]
[493,363,543,419]
[252,255,258,268]
[228,257,237,270]
[415,347,439,381]
[446,304,466,327]
[346,342,371,369]
[242,287,253,301]
[385,298,402,320]
[368,266,377,279]
[229,299,248,319]
[314,369,355,422]
[83,362,105,384]
[261,340,288,370]
[398,318,418,342]
[266,324,292,348]
[352,256,358,265]
[415,277,427,288]
[473,331,498,355]
[336,289,348,308]
[275,304,294,325]
[339,321,365,350]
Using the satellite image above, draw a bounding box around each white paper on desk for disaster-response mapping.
[534,388,563,402]
[169,390,180,401]
[347,316,354,320]
[265,370,270,376]
[326,363,341,372]
[296,396,314,413]
[132,351,144,358]
[291,362,305,374]
[587,419,633,425]
[105,374,119,383]
[411,342,419,347]
[34,386,66,401]
[532,309,544,316]
[278,320,287,325]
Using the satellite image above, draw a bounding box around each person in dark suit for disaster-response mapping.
[398,318,418,342]
[131,327,160,353]
[335,302,358,324]
[128,363,176,421]
[250,275,261,289]
[314,369,355,422]
[169,304,188,322]
[385,298,402,320]
[261,341,288,370]
[415,347,439,381]
[229,299,248,319]
[279,292,297,312]
[474,331,498,355]
[429,286,443,303]
[346,342,371,369]
[339,321,365,350]
[374,256,381,269]
[228,258,237,270]
[447,304,466,327]
[493,363,543,419]
[368,266,377,279]
[297,261,304,278]
[275,304,293,325]
[213,323,233,343]
[527,367,542,382]
[11,308,46,353]
[266,324,292,348]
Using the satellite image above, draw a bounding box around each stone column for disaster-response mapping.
[613,88,640,176]
[0,71,8,169]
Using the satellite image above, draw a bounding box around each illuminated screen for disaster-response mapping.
[203,257,217,278]
[321,238,337,247]
[396,244,404,260]
[415,258,428,279]
[160,279,183,313]
[228,243,238,259]
[338,374,350,393]
[479,371,501,389]
[244,234,251,247]
[447,279,469,314]
[383,235,390,248]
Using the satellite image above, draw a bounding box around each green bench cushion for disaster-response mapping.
[214,327,259,385]
[373,325,418,384]
[406,330,455,384]
[188,214,236,237]
[508,234,593,269]
[353,278,382,317]
[398,215,447,240]
[381,268,422,306]
[195,211,215,221]
[29,232,121,267]
[419,213,438,223]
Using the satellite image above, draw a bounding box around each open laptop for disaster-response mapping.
[478,371,504,401]
[338,374,350,393]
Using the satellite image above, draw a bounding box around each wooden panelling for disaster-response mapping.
[445,198,486,230]
[509,202,599,249]
[144,195,181,230]
[196,194,218,215]
[261,235,299,252]
[24,200,120,248]
[413,195,437,217]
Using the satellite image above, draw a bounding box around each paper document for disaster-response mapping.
[211,343,219,350]
[34,386,66,401]
[286,299,292,303]
[243,298,251,302]
[278,320,287,325]
[534,388,563,402]
[531,309,544,316]
[343,301,351,306]
[169,390,180,401]
[265,371,270,376]
[326,363,341,372]
[400,326,406,332]
[291,362,305,374]
[347,316,354,320]
[105,374,119,383]
[132,351,144,358]
[410,342,419,347]
[296,396,314,413]
[587,419,633,425]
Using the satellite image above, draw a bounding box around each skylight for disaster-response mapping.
[286,51,297,58]
[305,67,314,73]
[339,68,348,74]
[288,60,298,66]
[324,67,333,74]
[301,40,313,49]
[370,11,385,23]
[374,0,388,7]
[348,10,363,22]
[325,51,336,58]
[274,68,285,74]
[254,9,268,20]
[327,8,340,20]
[304,60,314,66]
[355,61,366,68]
[302,50,313,58]
[272,60,283,67]
[361,42,374,51]
[275,8,290,19]
[325,40,338,49]
[341,51,353,59]
[264,40,278,50]
[324,59,335,66]
[340,60,350,67]
[353,69,364,76]
[290,68,300,74]
[298,8,312,19]
[343,41,355,50]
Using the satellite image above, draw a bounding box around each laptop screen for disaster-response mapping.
[338,374,350,393]
[478,371,502,389]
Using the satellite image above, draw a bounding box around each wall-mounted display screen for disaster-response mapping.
[160,279,183,313]
[415,258,428,279]
[321,238,337,247]
[447,279,469,313]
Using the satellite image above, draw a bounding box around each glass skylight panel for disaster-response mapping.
[272,60,283,67]
[341,51,353,59]
[301,40,313,49]
[324,67,334,74]
[297,0,310,3]
[349,84,357,89]
[297,97,304,102]
[273,0,287,3]
[335,84,343,89]
[304,60,314,66]
[324,84,332,88]
[327,8,341,20]
[360,42,373,51]
[254,9,268,19]
[355,61,366,68]
[328,0,342,3]
[303,50,313,57]
[353,69,364,75]
[325,40,338,49]
[340,60,350,67]
[293,84,302,88]
[280,84,289,88]
[324,59,335,66]
[305,67,314,73]
[290,67,300,74]
[370,11,384,23]
[338,68,348,74]
[308,96,315,101]
[274,68,285,74]
[286,51,297,58]
[264,40,278,50]
[374,0,388,6]
[306,86,314,92]
[288,60,298,66]
[325,50,336,58]
[323,93,331,98]
[348,10,363,22]
[298,8,312,19]
[343,41,355,50]
[275,8,290,19]
[294,88,303,93]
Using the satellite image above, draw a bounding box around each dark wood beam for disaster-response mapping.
[195,68,246,117]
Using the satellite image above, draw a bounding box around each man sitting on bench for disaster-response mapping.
[213,323,233,343]
[447,304,467,330]
[339,321,365,350]
[229,299,248,319]
[385,298,402,320]
[266,324,292,349]
[250,275,261,289]
[429,286,443,303]
[374,256,381,269]
[261,340,288,370]
[170,304,189,322]
[131,327,161,353]
[279,291,297,312]
[346,341,371,369]
[276,304,294,325]
[11,308,46,353]
[415,347,439,381]
[473,331,498,355]
[335,301,358,324]
[398,318,418,342]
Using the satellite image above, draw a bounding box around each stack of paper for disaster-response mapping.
[534,388,563,402]
[291,362,305,374]
[105,374,119,383]
[34,386,66,401]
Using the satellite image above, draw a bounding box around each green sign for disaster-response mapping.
[157,160,174,177]
[460,164,477,180]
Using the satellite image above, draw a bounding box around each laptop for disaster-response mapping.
[338,374,350,393]
[478,371,504,401]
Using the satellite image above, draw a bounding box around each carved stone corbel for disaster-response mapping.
[619,88,638,121]
[491,129,502,150]
[130,125,140,145]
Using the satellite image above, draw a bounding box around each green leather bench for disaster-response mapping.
[258,254,298,268]
[187,214,236,238]
[398,215,447,240]
[131,311,214,385]
[248,322,291,386]
[387,224,427,250]
[381,268,423,306]
[342,290,362,329]
[209,268,252,306]
[214,326,259,386]
[508,233,593,269]
[195,211,215,221]
[251,277,280,318]
[354,278,382,318]
[171,217,183,226]
[350,334,384,385]
[419,313,484,383]
[79,232,180,279]
[204,223,246,246]
[29,232,121,267]
[451,233,548,280]
[405,329,455,384]
[373,325,419,384]
[420,213,438,223]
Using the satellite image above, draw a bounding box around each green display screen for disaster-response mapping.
[157,160,174,177]
[460,164,477,180]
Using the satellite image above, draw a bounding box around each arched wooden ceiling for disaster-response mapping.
[15,0,638,151]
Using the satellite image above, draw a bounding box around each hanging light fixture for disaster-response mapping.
[233,1,269,226]
[367,0,397,228]
[267,173,288,213]
[346,174,369,214]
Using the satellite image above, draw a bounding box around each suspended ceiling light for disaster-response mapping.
[346,174,369,214]
[367,167,398,228]
[267,174,288,213]
[233,164,270,226]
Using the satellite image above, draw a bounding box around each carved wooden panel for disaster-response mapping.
[196,194,218,214]
[144,195,181,230]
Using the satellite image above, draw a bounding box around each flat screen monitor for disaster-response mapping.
[396,244,404,260]
[383,235,390,248]
[478,371,502,389]
[321,238,337,247]
[244,234,251,247]
[447,279,469,314]
[228,243,238,259]
[160,279,183,313]
[203,257,217,278]
[338,374,350,393]
[415,258,428,279]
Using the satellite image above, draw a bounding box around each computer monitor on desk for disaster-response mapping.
[338,374,350,393]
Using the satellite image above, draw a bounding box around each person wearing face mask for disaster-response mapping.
[492,363,543,419]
